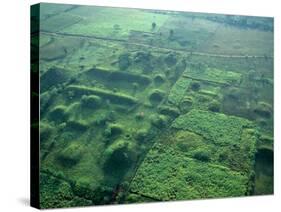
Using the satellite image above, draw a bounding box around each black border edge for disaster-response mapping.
[30,3,40,209]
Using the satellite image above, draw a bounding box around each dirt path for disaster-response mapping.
[41,30,273,59]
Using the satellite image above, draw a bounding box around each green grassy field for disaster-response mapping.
[34,3,274,208]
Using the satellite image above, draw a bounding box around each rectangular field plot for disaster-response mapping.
[130,109,257,201]
[41,13,83,32]
[130,143,250,201]
[183,68,242,86]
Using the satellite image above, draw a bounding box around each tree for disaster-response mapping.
[169,29,174,40]
[118,53,131,70]
[169,29,174,36]
[152,22,156,30]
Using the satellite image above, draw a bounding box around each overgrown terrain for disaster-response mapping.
[34,3,273,208]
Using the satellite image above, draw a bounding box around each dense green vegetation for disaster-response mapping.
[36,3,273,208]
[130,144,249,200]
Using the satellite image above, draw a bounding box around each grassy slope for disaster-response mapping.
[60,6,169,39]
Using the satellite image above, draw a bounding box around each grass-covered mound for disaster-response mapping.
[86,68,152,86]
[66,85,138,105]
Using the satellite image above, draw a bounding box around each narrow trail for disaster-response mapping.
[40,31,273,59]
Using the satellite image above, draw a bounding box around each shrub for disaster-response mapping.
[135,111,145,120]
[149,89,165,104]
[133,51,153,73]
[94,116,107,126]
[81,95,101,109]
[174,60,187,78]
[65,120,88,132]
[190,81,201,91]
[48,105,68,123]
[135,129,149,142]
[103,139,134,178]
[57,143,83,167]
[70,197,92,207]
[40,123,54,143]
[118,53,131,70]
[164,53,177,67]
[115,181,129,203]
[72,181,95,200]
[150,114,168,128]
[179,96,193,113]
[104,123,124,138]
[91,186,114,204]
[113,24,121,30]
[73,180,114,204]
[208,100,221,112]
[253,102,272,118]
[196,94,211,103]
[169,29,174,37]
[193,149,211,162]
[132,82,139,95]
[39,173,75,208]
[41,67,69,92]
[133,51,151,63]
[40,91,52,113]
[158,105,180,118]
[109,123,123,135]
[152,22,156,30]
[224,87,241,100]
[153,74,165,84]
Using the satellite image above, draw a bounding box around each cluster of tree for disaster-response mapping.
[118,53,131,70]
[207,15,273,32]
